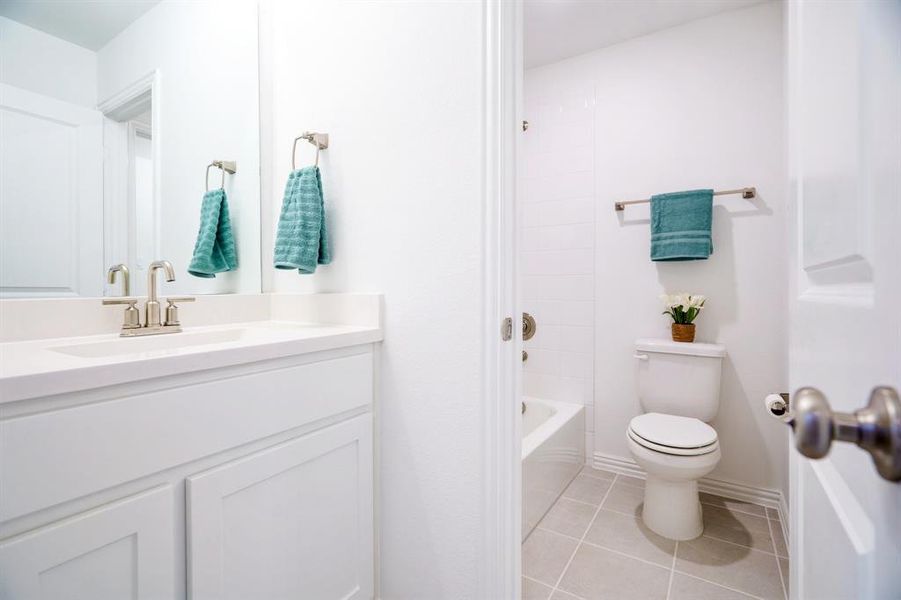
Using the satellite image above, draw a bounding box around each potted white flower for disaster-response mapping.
[661,293,706,343]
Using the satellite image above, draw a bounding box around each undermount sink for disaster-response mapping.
[50,328,248,358]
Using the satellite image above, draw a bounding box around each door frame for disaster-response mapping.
[480,0,522,598]
[98,70,162,284]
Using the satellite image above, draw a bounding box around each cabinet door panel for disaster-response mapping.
[1,351,372,522]
[187,414,373,600]
[0,485,175,600]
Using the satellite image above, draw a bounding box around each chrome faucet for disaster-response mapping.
[145,260,175,327]
[107,264,130,296]
[102,260,194,337]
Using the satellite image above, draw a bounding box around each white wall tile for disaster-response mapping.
[522,275,594,302]
[560,351,593,379]
[521,60,596,465]
[555,376,593,405]
[522,348,561,376]
[538,197,594,226]
[524,300,564,327]
[522,203,543,227]
[522,227,542,251]
[559,301,594,326]
[539,223,594,250]
[521,250,593,276]
[557,326,594,354]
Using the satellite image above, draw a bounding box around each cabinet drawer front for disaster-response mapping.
[0,485,176,600]
[187,414,374,600]
[1,351,372,523]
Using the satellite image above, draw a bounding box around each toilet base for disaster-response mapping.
[641,475,703,540]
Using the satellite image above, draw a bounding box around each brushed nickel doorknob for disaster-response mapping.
[787,386,901,482]
[522,313,536,341]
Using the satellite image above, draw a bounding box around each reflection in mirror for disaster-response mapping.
[104,92,155,298]
[0,1,261,298]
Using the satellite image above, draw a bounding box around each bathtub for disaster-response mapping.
[522,396,585,540]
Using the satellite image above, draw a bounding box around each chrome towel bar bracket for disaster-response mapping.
[292,132,329,169]
[205,160,237,192]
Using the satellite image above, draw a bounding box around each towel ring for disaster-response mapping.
[205,160,237,192]
[291,132,329,170]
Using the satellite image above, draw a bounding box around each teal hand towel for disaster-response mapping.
[274,166,331,274]
[188,188,238,278]
[650,189,713,261]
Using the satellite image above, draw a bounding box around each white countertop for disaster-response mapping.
[0,320,382,404]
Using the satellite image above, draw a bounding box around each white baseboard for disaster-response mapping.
[592,451,789,529]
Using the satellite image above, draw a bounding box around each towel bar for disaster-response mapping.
[614,187,756,212]
[205,160,237,192]
[292,132,329,169]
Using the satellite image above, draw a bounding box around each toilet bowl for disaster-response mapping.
[627,412,720,540]
[628,338,726,540]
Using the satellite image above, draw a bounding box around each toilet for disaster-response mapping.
[627,338,726,540]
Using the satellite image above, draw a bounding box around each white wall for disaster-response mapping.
[261,1,487,597]
[520,83,596,459]
[97,0,261,295]
[523,2,788,495]
[0,16,97,107]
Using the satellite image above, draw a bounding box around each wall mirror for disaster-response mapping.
[0,1,261,297]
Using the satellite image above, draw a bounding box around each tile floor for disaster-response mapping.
[523,467,789,600]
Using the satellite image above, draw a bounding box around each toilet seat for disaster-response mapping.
[628,413,718,456]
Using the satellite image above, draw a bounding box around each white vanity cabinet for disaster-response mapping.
[0,340,377,600]
[187,414,373,600]
[0,485,177,599]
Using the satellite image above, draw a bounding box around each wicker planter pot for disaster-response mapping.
[671,323,696,343]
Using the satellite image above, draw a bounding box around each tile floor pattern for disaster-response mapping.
[523,467,789,600]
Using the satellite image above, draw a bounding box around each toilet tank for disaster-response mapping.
[634,338,726,422]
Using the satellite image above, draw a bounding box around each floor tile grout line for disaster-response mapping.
[672,569,768,600]
[537,526,782,597]
[576,468,617,482]
[535,529,678,572]
[537,516,781,565]
[520,575,554,600]
[701,532,780,557]
[536,477,783,600]
[559,495,603,508]
[767,514,789,600]
[700,501,770,519]
[596,504,642,519]
[664,540,678,600]
[549,472,619,597]
[584,467,776,520]
[522,575,557,600]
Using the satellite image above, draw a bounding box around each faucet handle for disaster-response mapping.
[101,297,141,329]
[164,296,195,327]
[102,297,140,306]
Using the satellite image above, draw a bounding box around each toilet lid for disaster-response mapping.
[629,413,718,449]
[628,428,719,456]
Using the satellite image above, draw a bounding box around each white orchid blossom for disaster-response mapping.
[661,292,706,324]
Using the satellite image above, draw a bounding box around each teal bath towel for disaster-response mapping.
[188,188,237,277]
[650,189,714,261]
[274,166,331,274]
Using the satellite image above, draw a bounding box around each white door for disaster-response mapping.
[787,1,900,598]
[0,485,176,599]
[0,84,103,297]
[186,414,374,600]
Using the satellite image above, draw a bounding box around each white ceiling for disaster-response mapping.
[524,0,764,68]
[0,0,160,51]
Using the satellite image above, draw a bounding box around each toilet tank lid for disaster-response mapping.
[635,338,726,358]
